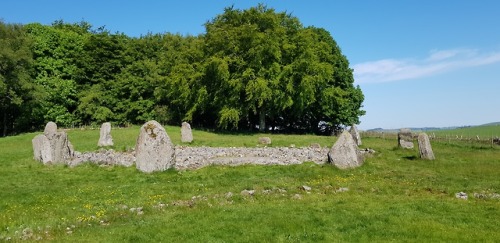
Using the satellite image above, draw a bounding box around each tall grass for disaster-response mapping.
[0,127,498,242]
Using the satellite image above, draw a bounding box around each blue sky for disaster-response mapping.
[2,0,499,129]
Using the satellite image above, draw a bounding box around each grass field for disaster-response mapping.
[430,125,500,138]
[0,126,499,242]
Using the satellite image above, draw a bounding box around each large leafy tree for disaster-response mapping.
[25,21,90,127]
[0,21,40,136]
[202,4,364,133]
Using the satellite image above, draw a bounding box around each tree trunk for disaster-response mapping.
[2,108,6,137]
[259,110,266,132]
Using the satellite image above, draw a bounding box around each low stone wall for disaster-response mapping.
[69,146,330,170]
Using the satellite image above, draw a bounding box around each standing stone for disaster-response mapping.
[180,122,193,143]
[349,124,362,146]
[44,121,57,137]
[33,122,74,164]
[98,122,114,147]
[398,128,414,149]
[327,131,363,169]
[135,120,175,173]
[418,133,435,160]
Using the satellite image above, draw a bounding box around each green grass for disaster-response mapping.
[431,125,500,138]
[0,127,499,242]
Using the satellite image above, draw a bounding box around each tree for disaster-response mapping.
[202,5,364,133]
[25,21,89,127]
[0,21,39,136]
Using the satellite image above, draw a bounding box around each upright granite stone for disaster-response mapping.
[180,122,193,143]
[398,128,414,149]
[418,133,435,160]
[349,124,362,146]
[33,122,74,164]
[327,131,363,169]
[135,120,175,173]
[98,122,114,147]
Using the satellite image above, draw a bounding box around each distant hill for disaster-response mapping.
[479,122,500,126]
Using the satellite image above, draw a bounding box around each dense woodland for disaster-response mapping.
[0,5,364,137]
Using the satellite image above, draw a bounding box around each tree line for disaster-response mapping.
[0,5,364,137]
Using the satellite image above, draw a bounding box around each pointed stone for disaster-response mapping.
[349,124,362,146]
[327,131,363,169]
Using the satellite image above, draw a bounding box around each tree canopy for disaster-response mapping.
[0,5,364,136]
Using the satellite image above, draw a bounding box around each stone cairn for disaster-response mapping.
[97,122,114,147]
[32,122,74,164]
[328,131,363,169]
[135,120,175,173]
[181,122,193,143]
[398,128,414,149]
[417,133,435,160]
[349,124,362,146]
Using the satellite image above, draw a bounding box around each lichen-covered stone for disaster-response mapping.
[98,122,114,147]
[349,124,362,146]
[398,128,414,149]
[135,120,175,173]
[327,131,363,169]
[33,122,74,164]
[181,122,193,143]
[418,133,435,160]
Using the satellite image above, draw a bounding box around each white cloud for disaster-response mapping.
[353,48,500,84]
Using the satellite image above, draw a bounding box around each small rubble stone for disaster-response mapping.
[455,192,468,200]
[398,128,414,149]
[418,133,435,160]
[97,122,114,147]
[181,122,193,143]
[327,131,363,169]
[292,194,302,200]
[301,185,312,191]
[258,137,272,145]
[241,189,255,196]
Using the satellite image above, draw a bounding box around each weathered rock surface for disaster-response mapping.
[181,122,193,143]
[69,149,135,167]
[398,128,414,149]
[258,137,272,145]
[327,131,363,169]
[135,120,175,173]
[417,133,435,160]
[44,121,57,136]
[97,122,114,147]
[174,146,329,170]
[33,122,74,164]
[349,124,362,146]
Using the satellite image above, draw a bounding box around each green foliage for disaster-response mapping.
[0,4,365,136]
[0,128,499,241]
[0,21,40,136]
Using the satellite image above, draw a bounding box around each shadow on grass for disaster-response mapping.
[403,155,418,160]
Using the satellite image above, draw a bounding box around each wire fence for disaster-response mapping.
[361,131,500,148]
